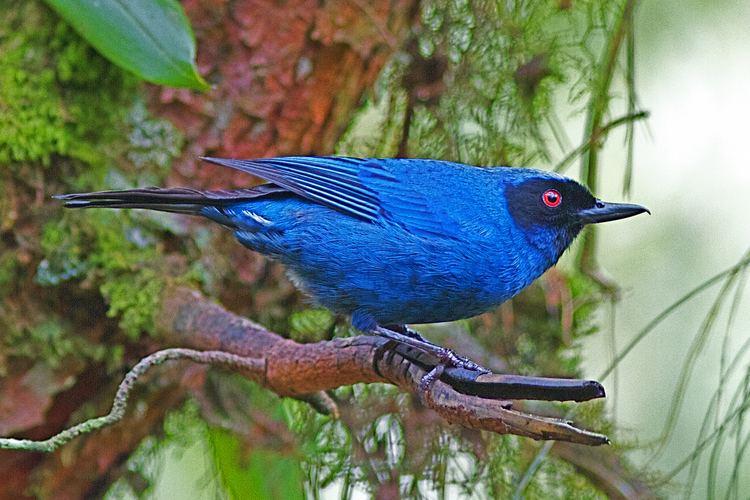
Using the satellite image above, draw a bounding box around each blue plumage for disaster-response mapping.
[57,156,648,356]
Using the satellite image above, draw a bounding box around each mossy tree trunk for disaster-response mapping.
[0,1,417,497]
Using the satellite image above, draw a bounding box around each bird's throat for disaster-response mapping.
[524,224,580,269]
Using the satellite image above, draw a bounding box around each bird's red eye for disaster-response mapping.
[542,189,562,208]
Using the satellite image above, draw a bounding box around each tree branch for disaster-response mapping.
[0,286,610,452]
[157,287,610,445]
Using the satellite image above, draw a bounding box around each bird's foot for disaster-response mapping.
[372,326,607,403]
[418,363,445,394]
[433,345,488,373]
[374,325,490,374]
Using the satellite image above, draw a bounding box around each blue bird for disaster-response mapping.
[57,156,648,372]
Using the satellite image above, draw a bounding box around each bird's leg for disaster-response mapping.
[383,324,429,342]
[374,325,490,373]
[399,324,490,373]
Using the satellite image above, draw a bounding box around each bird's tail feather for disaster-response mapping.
[55,185,281,215]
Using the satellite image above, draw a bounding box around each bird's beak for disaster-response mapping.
[577,200,650,224]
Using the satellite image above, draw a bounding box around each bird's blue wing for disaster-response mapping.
[356,160,458,238]
[200,156,458,238]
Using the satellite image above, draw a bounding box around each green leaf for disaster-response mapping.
[43,0,209,90]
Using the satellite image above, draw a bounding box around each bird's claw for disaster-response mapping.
[418,364,445,394]
[418,346,490,396]
[373,325,490,382]
[435,346,490,373]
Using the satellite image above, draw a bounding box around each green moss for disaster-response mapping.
[0,51,68,165]
[100,268,162,339]
[0,2,185,343]
[5,319,106,369]
[39,208,168,339]
[0,3,133,168]
[288,308,335,343]
[39,191,164,339]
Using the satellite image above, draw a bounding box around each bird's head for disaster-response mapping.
[504,170,649,260]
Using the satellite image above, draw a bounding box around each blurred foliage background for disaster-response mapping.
[0,0,748,498]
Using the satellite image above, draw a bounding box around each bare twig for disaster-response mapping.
[0,348,263,452]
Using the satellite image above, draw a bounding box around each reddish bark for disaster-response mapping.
[150,0,418,188]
